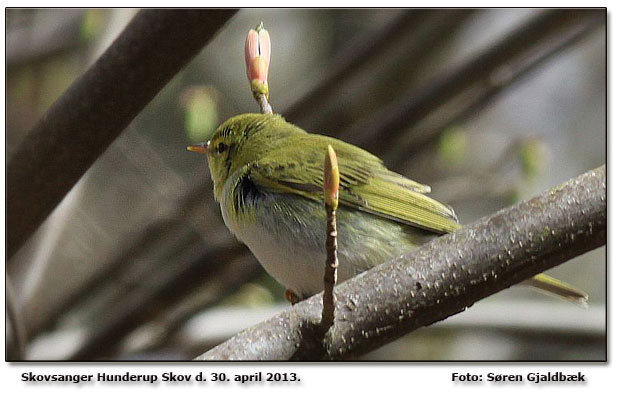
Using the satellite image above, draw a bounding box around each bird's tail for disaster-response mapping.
[521,273,588,307]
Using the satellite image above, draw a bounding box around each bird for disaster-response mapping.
[188,113,587,305]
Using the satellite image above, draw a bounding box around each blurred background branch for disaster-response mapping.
[6,9,86,69]
[6,275,27,360]
[336,9,603,160]
[6,9,238,260]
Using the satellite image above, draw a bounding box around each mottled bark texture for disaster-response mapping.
[320,145,341,330]
[196,165,606,360]
[6,9,238,259]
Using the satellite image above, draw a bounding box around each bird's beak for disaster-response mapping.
[186,141,209,155]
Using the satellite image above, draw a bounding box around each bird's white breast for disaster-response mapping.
[218,174,426,299]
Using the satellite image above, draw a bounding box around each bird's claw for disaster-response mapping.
[285,289,300,305]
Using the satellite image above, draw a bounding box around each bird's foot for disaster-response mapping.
[284,289,301,305]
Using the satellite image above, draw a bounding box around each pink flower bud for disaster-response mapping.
[245,23,271,84]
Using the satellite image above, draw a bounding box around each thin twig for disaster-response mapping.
[321,145,340,330]
[257,93,273,115]
[196,165,606,360]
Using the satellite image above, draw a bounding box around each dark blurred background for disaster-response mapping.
[5,8,606,360]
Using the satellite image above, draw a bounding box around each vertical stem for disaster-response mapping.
[321,145,340,330]
[321,206,338,329]
[257,93,273,114]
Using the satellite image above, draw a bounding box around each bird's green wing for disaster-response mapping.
[247,138,459,234]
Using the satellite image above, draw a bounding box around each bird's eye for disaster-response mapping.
[216,142,228,154]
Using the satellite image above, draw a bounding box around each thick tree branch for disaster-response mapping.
[6,9,238,259]
[196,165,606,360]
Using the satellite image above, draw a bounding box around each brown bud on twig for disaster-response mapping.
[323,145,340,209]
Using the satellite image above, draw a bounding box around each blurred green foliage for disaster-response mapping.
[438,127,468,167]
[80,9,107,43]
[182,86,220,143]
[520,138,548,180]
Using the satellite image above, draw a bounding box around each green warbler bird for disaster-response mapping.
[188,113,587,305]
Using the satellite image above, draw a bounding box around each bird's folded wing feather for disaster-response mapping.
[247,142,459,234]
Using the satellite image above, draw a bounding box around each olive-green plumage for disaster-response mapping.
[196,113,586,304]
